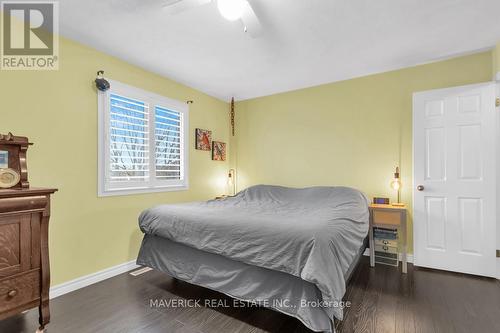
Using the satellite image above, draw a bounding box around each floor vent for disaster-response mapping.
[129,267,153,276]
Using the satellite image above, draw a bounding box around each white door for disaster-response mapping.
[413,82,497,277]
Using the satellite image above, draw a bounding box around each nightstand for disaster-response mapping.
[368,204,407,273]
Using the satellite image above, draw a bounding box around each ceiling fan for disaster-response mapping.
[162,0,263,37]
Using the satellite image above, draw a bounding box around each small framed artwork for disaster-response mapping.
[212,141,226,161]
[0,151,8,169]
[195,128,212,151]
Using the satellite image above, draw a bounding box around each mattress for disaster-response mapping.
[137,185,369,331]
[137,235,366,332]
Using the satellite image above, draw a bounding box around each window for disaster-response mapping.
[98,80,189,196]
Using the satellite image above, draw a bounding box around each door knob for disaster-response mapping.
[7,289,17,298]
[417,185,424,191]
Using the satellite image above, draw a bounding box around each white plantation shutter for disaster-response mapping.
[98,80,189,196]
[155,106,183,181]
[109,94,150,183]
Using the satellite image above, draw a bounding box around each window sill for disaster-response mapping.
[98,184,189,197]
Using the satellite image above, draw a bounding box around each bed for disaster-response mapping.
[137,185,369,332]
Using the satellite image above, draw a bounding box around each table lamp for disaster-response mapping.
[390,166,404,206]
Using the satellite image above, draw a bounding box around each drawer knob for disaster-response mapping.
[7,289,17,297]
[417,185,424,191]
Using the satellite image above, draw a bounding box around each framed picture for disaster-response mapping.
[195,128,212,150]
[0,150,8,168]
[212,141,226,161]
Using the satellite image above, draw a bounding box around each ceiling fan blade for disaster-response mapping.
[162,0,212,15]
[241,1,262,38]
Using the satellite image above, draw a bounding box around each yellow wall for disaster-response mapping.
[234,51,493,252]
[0,29,496,285]
[0,37,230,285]
[494,43,500,77]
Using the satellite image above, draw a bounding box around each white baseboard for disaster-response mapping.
[47,252,496,299]
[497,258,500,280]
[363,248,414,263]
[363,249,500,279]
[50,259,139,299]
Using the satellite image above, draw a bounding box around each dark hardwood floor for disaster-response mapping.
[1,257,499,333]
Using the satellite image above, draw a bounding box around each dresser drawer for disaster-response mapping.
[0,214,32,277]
[374,244,398,259]
[0,270,40,314]
[372,210,401,226]
[375,255,399,267]
[375,238,398,247]
[0,195,48,214]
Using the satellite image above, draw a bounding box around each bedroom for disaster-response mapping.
[0,0,499,332]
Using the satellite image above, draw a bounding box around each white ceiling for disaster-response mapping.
[60,0,500,101]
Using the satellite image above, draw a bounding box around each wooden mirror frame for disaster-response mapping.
[0,132,31,189]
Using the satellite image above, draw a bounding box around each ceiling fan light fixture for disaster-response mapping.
[217,0,246,21]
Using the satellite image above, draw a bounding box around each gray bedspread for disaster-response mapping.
[139,185,369,321]
[137,235,335,332]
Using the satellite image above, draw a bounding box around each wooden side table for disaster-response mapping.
[368,204,408,273]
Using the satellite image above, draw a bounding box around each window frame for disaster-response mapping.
[98,79,189,197]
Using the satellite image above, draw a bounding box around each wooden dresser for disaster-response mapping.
[0,188,57,332]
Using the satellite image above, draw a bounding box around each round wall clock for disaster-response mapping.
[0,168,21,188]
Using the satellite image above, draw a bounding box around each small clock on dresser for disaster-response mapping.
[0,132,31,189]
